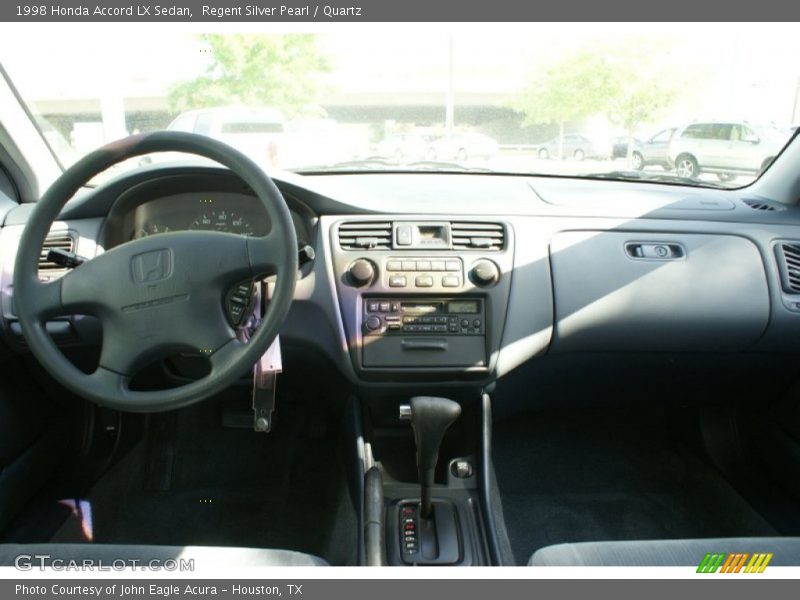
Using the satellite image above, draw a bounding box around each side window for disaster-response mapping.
[733,124,760,143]
[169,114,196,133]
[681,124,707,139]
[650,129,673,143]
[709,124,733,141]
[194,113,214,136]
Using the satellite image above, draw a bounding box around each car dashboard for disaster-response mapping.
[2,164,800,389]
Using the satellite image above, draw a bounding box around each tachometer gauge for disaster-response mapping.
[190,209,255,235]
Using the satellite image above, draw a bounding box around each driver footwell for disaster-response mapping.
[81,385,357,565]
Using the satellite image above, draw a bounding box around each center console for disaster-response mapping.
[329,218,514,380]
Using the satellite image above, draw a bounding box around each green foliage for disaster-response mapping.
[604,37,682,134]
[513,37,684,136]
[168,34,331,117]
[512,48,615,128]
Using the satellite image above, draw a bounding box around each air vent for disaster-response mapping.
[776,242,800,294]
[39,232,75,273]
[743,199,784,212]
[451,222,505,251]
[338,221,392,250]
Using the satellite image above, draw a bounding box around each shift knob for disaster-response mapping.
[409,396,461,518]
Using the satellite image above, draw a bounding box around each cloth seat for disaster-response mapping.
[529,537,800,566]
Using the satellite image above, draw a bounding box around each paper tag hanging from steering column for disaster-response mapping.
[252,335,282,432]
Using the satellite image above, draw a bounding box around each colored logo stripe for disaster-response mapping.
[697,553,725,573]
[697,552,773,573]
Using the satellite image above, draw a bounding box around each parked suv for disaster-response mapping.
[668,122,787,180]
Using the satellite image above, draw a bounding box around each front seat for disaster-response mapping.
[0,544,327,567]
[529,537,800,566]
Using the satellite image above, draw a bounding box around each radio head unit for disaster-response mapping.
[363,298,485,336]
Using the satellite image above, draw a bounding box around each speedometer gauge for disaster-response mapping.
[136,222,170,238]
[190,210,255,235]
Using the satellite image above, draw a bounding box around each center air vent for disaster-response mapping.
[776,242,800,294]
[451,222,505,251]
[338,221,392,250]
[38,231,75,274]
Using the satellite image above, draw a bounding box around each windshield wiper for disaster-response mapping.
[582,170,727,188]
[293,158,493,173]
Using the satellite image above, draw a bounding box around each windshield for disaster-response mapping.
[1,24,799,188]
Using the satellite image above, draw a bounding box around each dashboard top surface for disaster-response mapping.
[2,165,799,227]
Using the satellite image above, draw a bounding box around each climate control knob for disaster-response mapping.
[349,259,376,287]
[470,259,500,287]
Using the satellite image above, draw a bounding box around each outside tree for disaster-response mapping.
[604,38,683,165]
[511,48,614,159]
[513,38,685,165]
[168,34,331,117]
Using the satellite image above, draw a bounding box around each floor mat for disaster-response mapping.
[85,388,357,565]
[493,407,777,565]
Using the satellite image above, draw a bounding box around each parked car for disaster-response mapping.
[668,122,789,180]
[630,127,678,170]
[427,132,499,161]
[166,106,286,166]
[536,134,601,160]
[610,136,643,159]
[375,133,434,162]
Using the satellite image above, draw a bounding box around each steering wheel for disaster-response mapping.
[12,132,298,412]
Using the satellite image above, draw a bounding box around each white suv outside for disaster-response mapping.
[668,122,788,181]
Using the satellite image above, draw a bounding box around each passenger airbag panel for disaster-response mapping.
[550,231,769,352]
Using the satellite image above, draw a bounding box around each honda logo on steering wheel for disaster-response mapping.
[131,249,173,283]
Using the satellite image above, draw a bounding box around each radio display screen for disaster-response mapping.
[447,301,479,314]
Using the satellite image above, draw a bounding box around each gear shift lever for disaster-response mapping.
[408,396,461,518]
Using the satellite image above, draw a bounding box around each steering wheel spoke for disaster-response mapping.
[26,278,65,319]
[247,232,285,277]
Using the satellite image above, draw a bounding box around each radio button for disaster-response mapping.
[415,276,434,288]
[379,302,391,312]
[431,260,446,271]
[387,260,403,271]
[397,226,412,246]
[391,302,401,312]
[402,260,416,271]
[389,276,407,288]
[367,301,380,312]
[434,325,448,333]
[449,323,459,333]
[446,260,461,272]
[416,260,432,271]
[442,276,460,287]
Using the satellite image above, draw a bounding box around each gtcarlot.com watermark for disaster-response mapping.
[14,554,195,571]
